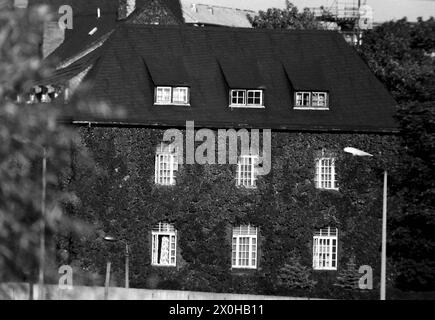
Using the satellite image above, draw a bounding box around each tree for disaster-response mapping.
[248,1,325,30]
[0,0,111,294]
[275,252,317,292]
[358,18,435,291]
[358,18,435,104]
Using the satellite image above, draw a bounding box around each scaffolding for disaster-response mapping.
[308,0,362,21]
[308,0,373,45]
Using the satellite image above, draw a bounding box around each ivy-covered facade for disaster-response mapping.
[60,127,400,299]
[38,0,400,299]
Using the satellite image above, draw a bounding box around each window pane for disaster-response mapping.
[232,226,258,268]
[247,90,262,106]
[156,87,171,103]
[303,93,310,105]
[315,157,337,190]
[312,92,327,107]
[313,228,338,270]
[296,92,311,106]
[173,87,188,104]
[236,155,258,188]
[155,145,178,186]
[152,224,177,266]
[231,90,246,105]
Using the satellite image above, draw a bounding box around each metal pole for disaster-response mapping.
[125,244,129,289]
[380,170,387,300]
[38,148,47,300]
[104,262,111,300]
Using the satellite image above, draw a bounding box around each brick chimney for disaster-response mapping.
[118,0,137,20]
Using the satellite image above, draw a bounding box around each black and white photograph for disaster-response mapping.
[0,0,434,306]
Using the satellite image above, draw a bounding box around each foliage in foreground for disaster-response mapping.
[0,2,115,286]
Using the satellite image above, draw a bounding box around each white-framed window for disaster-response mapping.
[230,89,264,108]
[155,86,189,105]
[236,154,258,188]
[295,91,329,109]
[312,92,328,107]
[151,223,177,267]
[231,90,246,105]
[155,86,172,104]
[172,87,189,104]
[247,90,263,106]
[315,157,338,190]
[232,225,258,269]
[155,143,178,186]
[313,227,338,270]
[295,91,311,107]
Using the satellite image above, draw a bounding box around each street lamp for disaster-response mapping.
[103,236,130,289]
[11,135,47,300]
[344,147,387,300]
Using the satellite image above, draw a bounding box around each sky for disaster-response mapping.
[13,0,435,22]
[193,0,435,22]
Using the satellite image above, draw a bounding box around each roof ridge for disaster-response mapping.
[182,2,257,13]
[120,23,339,35]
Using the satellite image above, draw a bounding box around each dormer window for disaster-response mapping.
[295,91,329,110]
[23,85,62,104]
[155,86,189,105]
[230,89,264,108]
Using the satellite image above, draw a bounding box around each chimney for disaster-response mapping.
[118,0,136,20]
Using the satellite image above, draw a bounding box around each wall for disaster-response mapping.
[0,282,321,300]
[60,126,401,299]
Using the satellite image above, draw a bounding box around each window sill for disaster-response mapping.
[236,185,258,190]
[151,264,177,268]
[316,187,339,192]
[154,183,177,187]
[294,106,329,110]
[229,104,265,109]
[232,266,258,270]
[313,268,337,271]
[154,102,191,106]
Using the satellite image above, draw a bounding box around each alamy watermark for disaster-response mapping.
[58,5,73,30]
[162,121,272,176]
[58,265,73,290]
[358,265,373,290]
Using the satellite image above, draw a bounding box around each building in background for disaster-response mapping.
[181,0,255,27]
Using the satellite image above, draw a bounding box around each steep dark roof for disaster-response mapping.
[61,24,397,133]
[41,46,103,85]
[46,14,116,64]
[44,0,184,64]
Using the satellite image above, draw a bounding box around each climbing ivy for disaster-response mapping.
[60,126,401,299]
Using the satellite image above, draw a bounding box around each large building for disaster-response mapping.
[31,0,398,298]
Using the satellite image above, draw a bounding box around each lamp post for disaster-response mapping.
[39,147,46,300]
[103,236,130,289]
[344,147,387,300]
[12,135,47,300]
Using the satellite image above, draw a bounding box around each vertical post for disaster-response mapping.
[38,148,47,300]
[380,170,387,300]
[356,0,362,46]
[104,262,111,300]
[125,244,129,289]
